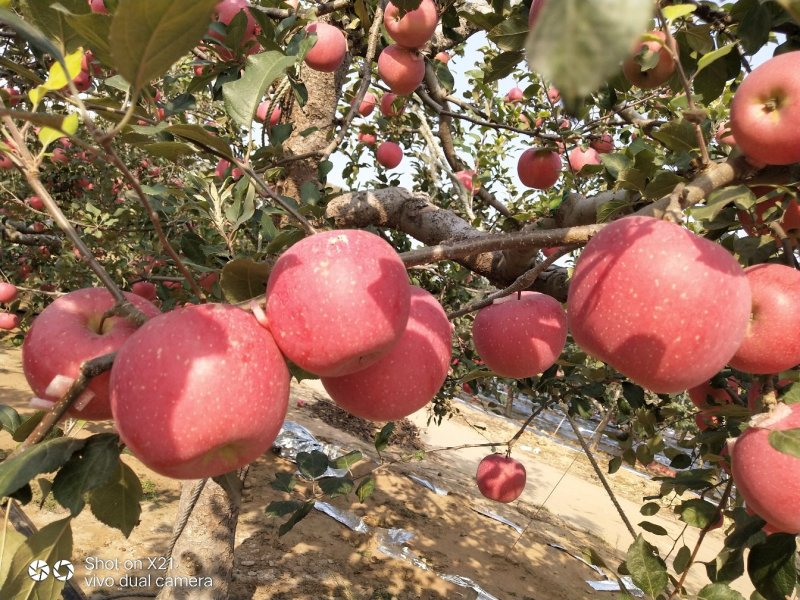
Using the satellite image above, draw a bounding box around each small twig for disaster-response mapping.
[13,353,116,455]
[447,245,576,319]
[768,221,798,269]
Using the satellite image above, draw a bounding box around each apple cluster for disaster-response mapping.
[0,282,19,330]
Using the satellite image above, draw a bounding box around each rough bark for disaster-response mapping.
[157,477,243,600]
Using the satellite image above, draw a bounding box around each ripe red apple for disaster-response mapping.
[72,70,92,93]
[695,411,722,431]
[376,141,403,168]
[731,403,800,533]
[590,134,614,154]
[622,30,676,89]
[357,131,377,145]
[541,246,562,258]
[353,91,377,116]
[0,282,18,303]
[716,122,736,147]
[81,50,102,77]
[88,0,108,14]
[546,86,560,104]
[738,187,800,236]
[51,146,69,164]
[380,92,405,117]
[568,146,601,174]
[215,158,243,180]
[434,51,449,63]
[383,0,438,49]
[377,45,425,95]
[504,86,524,103]
[730,52,800,166]
[688,381,734,409]
[0,312,19,330]
[567,216,751,393]
[198,272,219,293]
[528,0,544,28]
[472,292,567,378]
[476,454,526,503]
[455,170,476,194]
[1,87,21,106]
[0,153,13,169]
[321,286,451,421]
[26,196,44,211]
[728,263,800,374]
[213,0,257,42]
[256,101,281,126]
[517,148,561,189]
[110,303,290,479]
[22,288,160,420]
[131,281,157,301]
[265,229,411,377]
[304,23,347,72]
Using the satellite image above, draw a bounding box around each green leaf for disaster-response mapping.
[696,44,735,75]
[220,257,271,303]
[747,534,797,600]
[265,500,304,518]
[643,171,686,200]
[270,472,297,493]
[777,0,800,24]
[662,4,696,21]
[0,520,26,587]
[51,433,121,515]
[318,476,354,498]
[692,186,754,222]
[651,119,697,153]
[431,60,454,94]
[0,405,22,435]
[63,11,112,66]
[625,534,668,597]
[296,450,329,479]
[277,501,314,536]
[375,422,395,453]
[768,428,800,459]
[29,47,84,105]
[25,0,89,54]
[141,142,196,160]
[166,124,233,159]
[485,51,524,84]
[109,0,218,91]
[355,476,375,502]
[697,583,746,600]
[678,498,718,528]
[0,437,85,499]
[38,112,79,150]
[222,51,299,128]
[639,502,660,516]
[526,0,653,108]
[330,451,364,470]
[87,461,142,537]
[0,516,72,600]
[637,520,668,536]
[674,545,692,574]
[11,412,45,443]
[487,13,529,52]
[608,456,622,474]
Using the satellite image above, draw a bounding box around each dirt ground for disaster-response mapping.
[0,344,752,600]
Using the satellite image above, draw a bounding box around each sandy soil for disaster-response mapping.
[0,344,753,599]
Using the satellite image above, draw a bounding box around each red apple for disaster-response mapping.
[0,282,18,303]
[383,0,439,49]
[546,86,560,104]
[0,153,13,170]
[472,291,567,378]
[476,454,526,503]
[541,247,562,258]
[1,87,21,106]
[622,30,676,89]
[131,281,157,301]
[728,263,800,374]
[72,70,92,93]
[256,101,281,126]
[568,146,601,174]
[738,187,800,236]
[22,288,160,420]
[730,52,800,166]
[567,216,751,393]
[716,122,736,147]
[213,0,257,42]
[695,411,722,431]
[87,0,107,14]
[215,158,243,180]
[731,403,800,533]
[377,45,425,95]
[528,0,544,29]
[321,286,451,421]
[376,141,403,168]
[353,91,377,116]
[51,147,69,164]
[265,229,411,377]
[304,23,347,73]
[380,92,405,117]
[434,51,449,63]
[0,312,19,330]
[357,131,377,145]
[688,381,734,408]
[590,134,614,154]
[81,50,102,77]
[110,303,290,478]
[455,169,476,194]
[517,148,561,189]
[26,196,44,211]
[198,272,219,293]
[504,86,524,103]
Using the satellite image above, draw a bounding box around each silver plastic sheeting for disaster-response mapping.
[407,474,449,495]
[314,501,371,534]
[273,421,351,478]
[586,577,645,597]
[547,543,605,576]
[471,506,525,533]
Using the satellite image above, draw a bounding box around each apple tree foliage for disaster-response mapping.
[0,0,799,598]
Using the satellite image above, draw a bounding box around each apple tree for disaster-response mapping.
[1,0,800,598]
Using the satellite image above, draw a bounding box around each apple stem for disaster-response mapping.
[11,353,117,456]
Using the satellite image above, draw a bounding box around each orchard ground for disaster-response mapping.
[0,346,753,599]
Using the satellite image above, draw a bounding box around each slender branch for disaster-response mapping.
[565,411,637,539]
[447,245,576,319]
[12,353,116,455]
[768,221,798,269]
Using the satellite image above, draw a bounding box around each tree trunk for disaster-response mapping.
[157,477,243,600]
